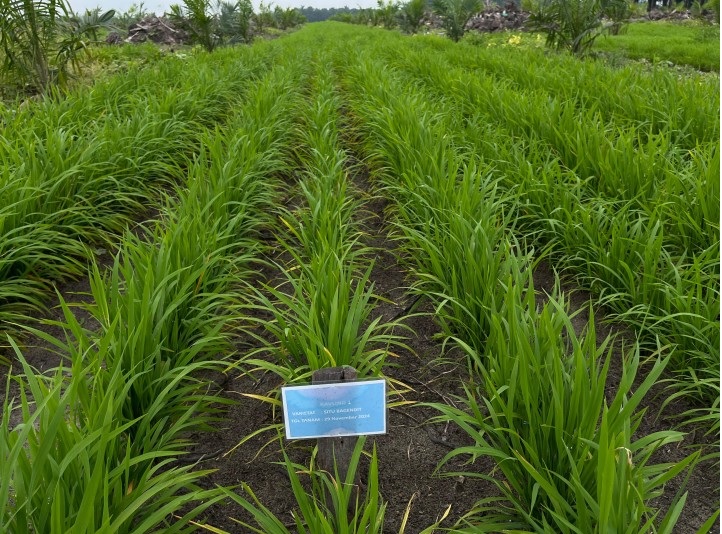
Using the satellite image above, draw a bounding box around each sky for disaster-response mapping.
[68,0,378,16]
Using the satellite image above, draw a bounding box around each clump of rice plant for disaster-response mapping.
[428,280,697,532]
[222,437,445,534]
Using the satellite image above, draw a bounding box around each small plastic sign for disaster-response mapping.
[281,379,387,440]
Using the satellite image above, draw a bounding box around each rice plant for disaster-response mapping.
[0,340,226,533]
[428,283,697,532]
[222,437,444,533]
[240,57,407,382]
[0,43,278,348]
[1,21,717,532]
[362,27,720,439]
[1,42,309,531]
[332,28,706,528]
[224,437,386,533]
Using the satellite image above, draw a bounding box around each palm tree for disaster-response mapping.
[432,0,481,41]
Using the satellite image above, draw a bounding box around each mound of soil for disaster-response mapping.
[126,15,189,45]
[467,2,530,32]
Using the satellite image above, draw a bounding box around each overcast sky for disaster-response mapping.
[68,0,378,16]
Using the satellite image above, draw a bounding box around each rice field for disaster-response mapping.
[0,21,719,533]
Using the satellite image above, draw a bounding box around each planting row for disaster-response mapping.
[334,24,720,436]
[0,41,283,347]
[223,44,408,531]
[240,53,403,384]
[332,33,699,531]
[1,44,310,531]
[403,33,719,147]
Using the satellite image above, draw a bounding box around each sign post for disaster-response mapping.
[281,366,387,512]
[313,366,358,484]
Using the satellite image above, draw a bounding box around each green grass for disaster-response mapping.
[593,21,720,71]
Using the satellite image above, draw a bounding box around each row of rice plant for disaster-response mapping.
[241,52,405,383]
[382,39,718,221]
[0,42,282,347]
[333,28,703,532]
[373,31,720,437]
[0,47,308,532]
[221,48,415,533]
[334,24,718,438]
[397,30,719,147]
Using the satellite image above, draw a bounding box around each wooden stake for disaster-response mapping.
[312,365,360,514]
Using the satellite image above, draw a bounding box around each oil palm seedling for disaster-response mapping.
[432,0,481,41]
[0,0,115,95]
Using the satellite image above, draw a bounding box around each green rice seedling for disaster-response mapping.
[391,29,719,146]
[244,254,406,379]
[618,248,720,435]
[239,54,407,383]
[391,169,532,370]
[532,193,720,423]
[339,27,719,443]
[284,60,367,265]
[559,201,667,309]
[228,438,384,533]
[83,233,237,434]
[221,437,444,534]
[27,272,232,455]
[0,42,282,345]
[279,161,364,265]
[659,142,720,256]
[0,341,226,533]
[1,45,310,532]
[428,281,697,533]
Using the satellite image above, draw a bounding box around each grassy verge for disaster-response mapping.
[592,20,720,71]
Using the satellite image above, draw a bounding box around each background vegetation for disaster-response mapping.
[593,20,720,70]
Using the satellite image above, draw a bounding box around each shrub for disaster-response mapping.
[399,0,426,32]
[526,0,631,52]
[432,0,481,41]
[0,0,115,95]
[376,0,400,28]
[169,0,217,51]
